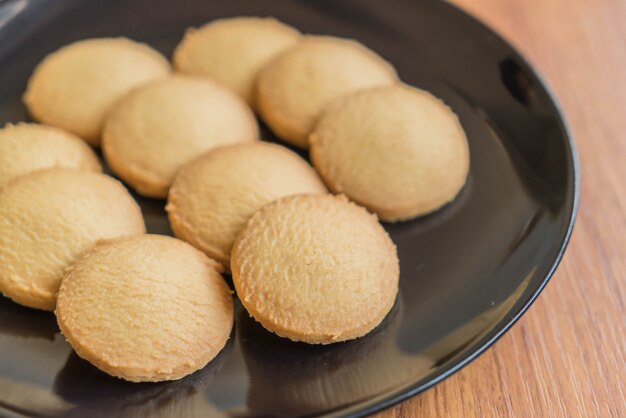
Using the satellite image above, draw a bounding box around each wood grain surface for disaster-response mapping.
[379,0,626,416]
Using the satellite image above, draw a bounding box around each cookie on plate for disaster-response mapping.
[56,235,233,383]
[0,123,101,188]
[0,169,145,311]
[310,84,470,221]
[256,36,398,148]
[102,75,259,198]
[231,194,399,344]
[166,142,327,271]
[23,38,170,146]
[173,17,300,106]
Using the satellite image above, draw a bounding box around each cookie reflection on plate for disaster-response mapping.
[0,295,58,340]
[52,332,233,418]
[239,294,432,416]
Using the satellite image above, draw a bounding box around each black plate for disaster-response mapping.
[0,0,578,417]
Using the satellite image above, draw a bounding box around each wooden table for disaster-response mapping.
[381,0,626,416]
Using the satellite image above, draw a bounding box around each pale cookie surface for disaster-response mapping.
[0,169,145,311]
[173,17,300,106]
[167,142,327,271]
[256,36,398,148]
[0,123,101,188]
[56,235,234,382]
[23,38,170,146]
[310,84,470,221]
[231,194,399,344]
[102,75,259,198]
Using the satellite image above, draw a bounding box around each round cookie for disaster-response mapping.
[166,142,327,271]
[231,194,399,344]
[23,38,170,146]
[0,169,145,311]
[0,123,101,188]
[173,17,300,106]
[256,36,398,148]
[310,84,470,221]
[102,75,259,198]
[56,235,233,383]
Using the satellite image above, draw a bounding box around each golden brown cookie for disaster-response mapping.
[23,38,170,146]
[231,194,399,344]
[173,17,300,106]
[56,234,233,382]
[310,84,470,221]
[0,123,101,188]
[166,142,327,271]
[102,75,259,198]
[256,36,398,148]
[0,169,145,311]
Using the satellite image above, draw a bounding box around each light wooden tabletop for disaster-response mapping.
[380,0,626,416]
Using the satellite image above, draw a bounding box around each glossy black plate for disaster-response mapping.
[0,0,578,417]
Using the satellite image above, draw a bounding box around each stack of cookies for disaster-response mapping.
[0,17,469,383]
